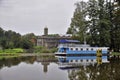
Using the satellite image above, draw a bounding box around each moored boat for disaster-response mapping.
[55,39,109,68]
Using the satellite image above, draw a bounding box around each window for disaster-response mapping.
[76,48,78,51]
[71,60,73,62]
[91,48,93,51]
[81,59,83,62]
[91,59,93,62]
[71,48,73,50]
[86,48,89,51]
[81,48,83,51]
[76,60,78,62]
[86,59,89,62]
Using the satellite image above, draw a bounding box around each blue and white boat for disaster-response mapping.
[55,39,109,68]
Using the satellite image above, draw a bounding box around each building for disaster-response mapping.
[37,27,71,48]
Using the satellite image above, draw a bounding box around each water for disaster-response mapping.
[0,56,120,80]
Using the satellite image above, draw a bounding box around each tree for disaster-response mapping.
[87,0,100,46]
[20,38,33,49]
[4,30,21,48]
[67,1,88,43]
[112,0,120,51]
[0,38,7,50]
[22,33,36,46]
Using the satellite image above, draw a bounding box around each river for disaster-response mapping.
[0,55,120,80]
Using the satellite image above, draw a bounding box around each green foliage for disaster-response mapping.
[34,46,57,53]
[0,27,36,50]
[50,48,58,53]
[67,1,88,43]
[47,34,59,37]
[20,38,33,49]
[67,0,120,51]
[111,52,120,56]
[34,46,44,53]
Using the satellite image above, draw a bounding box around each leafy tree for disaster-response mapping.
[20,38,33,49]
[4,30,21,48]
[67,1,88,43]
[112,0,120,51]
[0,38,7,50]
[22,33,36,46]
[87,0,99,46]
[67,0,120,51]
[0,27,36,50]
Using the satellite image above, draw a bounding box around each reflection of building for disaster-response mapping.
[36,55,56,73]
[37,27,71,48]
[41,62,50,73]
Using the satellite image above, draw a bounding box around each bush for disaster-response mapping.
[34,46,44,53]
[34,46,58,53]
[0,48,24,53]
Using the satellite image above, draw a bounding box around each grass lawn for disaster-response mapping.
[0,48,23,60]
[0,48,24,54]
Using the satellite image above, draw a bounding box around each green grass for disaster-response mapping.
[0,48,24,54]
[0,48,23,60]
[111,52,120,56]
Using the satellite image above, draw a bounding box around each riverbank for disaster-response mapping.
[0,53,55,60]
[0,47,57,54]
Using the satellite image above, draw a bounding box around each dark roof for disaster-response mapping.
[59,39,80,43]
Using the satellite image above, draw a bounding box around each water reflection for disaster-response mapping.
[0,56,57,73]
[0,56,120,80]
[0,56,36,69]
[59,61,120,80]
[0,56,68,80]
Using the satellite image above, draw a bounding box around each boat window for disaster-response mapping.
[81,48,83,51]
[87,59,89,62]
[86,48,89,51]
[76,48,78,51]
[91,48,93,51]
[76,60,78,62]
[71,48,73,51]
[91,59,93,62]
[81,59,83,62]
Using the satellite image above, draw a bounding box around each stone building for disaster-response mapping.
[37,27,71,48]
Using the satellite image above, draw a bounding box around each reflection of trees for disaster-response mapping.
[0,55,56,73]
[0,56,36,70]
[68,61,120,80]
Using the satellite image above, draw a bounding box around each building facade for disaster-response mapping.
[37,27,71,48]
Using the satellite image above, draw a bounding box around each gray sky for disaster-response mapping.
[0,0,87,35]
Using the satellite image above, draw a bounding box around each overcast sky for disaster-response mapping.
[0,0,88,35]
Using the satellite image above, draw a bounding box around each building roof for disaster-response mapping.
[59,39,80,43]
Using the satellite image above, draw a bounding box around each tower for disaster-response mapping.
[44,27,48,36]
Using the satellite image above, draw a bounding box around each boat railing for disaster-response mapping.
[58,44,90,48]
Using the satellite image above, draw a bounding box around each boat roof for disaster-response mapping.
[59,39,80,43]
